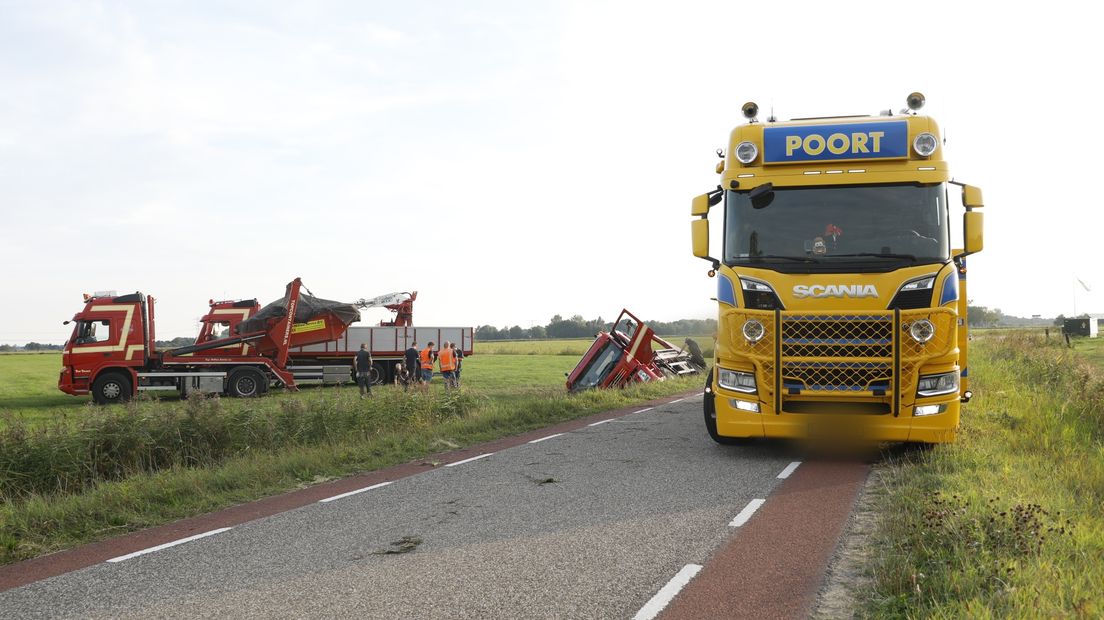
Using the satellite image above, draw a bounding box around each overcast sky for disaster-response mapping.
[2,1,1100,345]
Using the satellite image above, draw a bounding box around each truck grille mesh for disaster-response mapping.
[723,308,956,410]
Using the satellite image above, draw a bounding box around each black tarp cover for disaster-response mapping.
[236,290,360,335]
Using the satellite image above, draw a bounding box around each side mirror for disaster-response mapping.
[691,190,722,269]
[955,183,984,257]
[691,193,710,216]
[961,184,983,209]
[963,211,983,255]
[691,189,722,216]
[692,219,710,258]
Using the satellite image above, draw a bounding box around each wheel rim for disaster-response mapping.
[237,376,257,396]
[103,382,121,399]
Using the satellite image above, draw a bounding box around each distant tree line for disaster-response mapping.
[966,304,1081,328]
[0,337,195,353]
[475,315,717,341]
[0,342,65,352]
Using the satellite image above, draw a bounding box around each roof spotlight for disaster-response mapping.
[906,92,926,111]
[741,101,759,121]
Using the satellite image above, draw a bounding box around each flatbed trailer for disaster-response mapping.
[197,292,473,385]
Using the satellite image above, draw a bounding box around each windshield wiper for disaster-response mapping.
[738,254,820,263]
[830,252,917,261]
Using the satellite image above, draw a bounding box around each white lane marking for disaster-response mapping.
[528,433,565,444]
[106,527,232,563]
[587,419,613,427]
[633,563,703,620]
[319,481,393,503]
[729,499,766,527]
[633,407,654,414]
[445,453,494,467]
[668,398,685,404]
[777,461,802,479]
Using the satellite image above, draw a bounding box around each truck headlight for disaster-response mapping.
[742,319,765,344]
[908,319,935,343]
[913,132,938,157]
[718,368,757,393]
[917,370,959,397]
[735,141,759,164]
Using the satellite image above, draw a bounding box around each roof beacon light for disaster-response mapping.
[742,101,759,122]
[906,92,925,111]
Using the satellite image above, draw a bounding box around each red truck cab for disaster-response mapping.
[566,309,697,392]
[59,292,150,401]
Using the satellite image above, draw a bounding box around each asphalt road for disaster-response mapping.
[0,395,857,619]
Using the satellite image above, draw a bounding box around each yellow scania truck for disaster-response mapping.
[692,93,983,444]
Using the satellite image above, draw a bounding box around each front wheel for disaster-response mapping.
[227,367,268,398]
[92,372,132,405]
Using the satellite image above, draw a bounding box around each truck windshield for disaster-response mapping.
[573,340,623,391]
[724,183,949,268]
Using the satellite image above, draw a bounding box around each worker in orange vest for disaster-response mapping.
[419,341,436,389]
[438,340,458,389]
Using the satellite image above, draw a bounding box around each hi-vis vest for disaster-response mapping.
[420,348,434,370]
[438,348,456,372]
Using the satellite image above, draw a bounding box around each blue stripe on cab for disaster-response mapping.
[940,272,959,305]
[718,275,737,306]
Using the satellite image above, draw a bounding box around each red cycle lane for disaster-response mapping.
[661,459,870,620]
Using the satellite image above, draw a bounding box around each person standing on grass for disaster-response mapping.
[405,341,420,385]
[438,340,458,390]
[452,342,464,385]
[355,343,373,397]
[419,341,436,390]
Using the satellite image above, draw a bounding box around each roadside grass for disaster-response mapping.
[860,332,1104,618]
[0,350,700,565]
[1069,334,1104,367]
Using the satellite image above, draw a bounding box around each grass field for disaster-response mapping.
[859,332,1104,617]
[0,343,701,565]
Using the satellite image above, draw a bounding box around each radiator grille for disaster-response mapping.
[781,315,892,359]
[722,307,956,410]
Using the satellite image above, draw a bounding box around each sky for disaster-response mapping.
[2,0,1101,345]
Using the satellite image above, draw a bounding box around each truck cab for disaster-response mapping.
[59,292,149,403]
[692,94,984,444]
[566,309,698,392]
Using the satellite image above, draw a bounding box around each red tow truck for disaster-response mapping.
[565,309,700,392]
[196,291,473,386]
[58,278,359,404]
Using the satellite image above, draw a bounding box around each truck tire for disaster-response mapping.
[370,361,387,385]
[703,368,748,445]
[227,367,267,398]
[92,372,132,405]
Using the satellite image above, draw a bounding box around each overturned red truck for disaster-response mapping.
[565,309,701,392]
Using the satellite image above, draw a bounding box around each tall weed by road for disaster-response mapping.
[0,388,476,499]
[862,333,1103,618]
